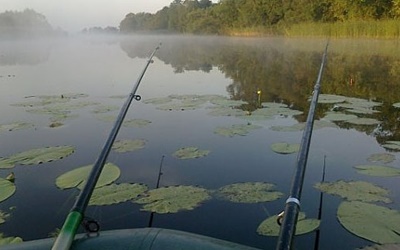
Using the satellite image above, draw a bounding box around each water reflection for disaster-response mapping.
[120,36,400,145]
[0,40,51,66]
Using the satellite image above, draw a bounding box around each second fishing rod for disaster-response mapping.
[276,41,329,250]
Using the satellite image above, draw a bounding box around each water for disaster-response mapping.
[1,35,400,249]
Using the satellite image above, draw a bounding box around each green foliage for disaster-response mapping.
[0,178,16,203]
[118,0,400,37]
[338,201,400,244]
[216,182,283,203]
[315,180,391,203]
[134,185,211,213]
[89,183,148,206]
[257,212,320,236]
[55,163,120,190]
[0,9,54,38]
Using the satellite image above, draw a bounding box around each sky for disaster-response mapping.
[0,0,217,33]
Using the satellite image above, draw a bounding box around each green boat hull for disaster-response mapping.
[2,228,261,250]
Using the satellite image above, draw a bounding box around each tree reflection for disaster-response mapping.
[120,36,400,144]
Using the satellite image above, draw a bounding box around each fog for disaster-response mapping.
[0,0,218,33]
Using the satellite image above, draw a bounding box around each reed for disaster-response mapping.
[285,20,400,39]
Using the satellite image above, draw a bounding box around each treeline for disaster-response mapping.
[119,0,400,37]
[0,9,63,39]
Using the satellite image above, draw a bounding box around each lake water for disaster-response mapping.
[1,35,400,249]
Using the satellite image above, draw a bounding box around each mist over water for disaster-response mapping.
[0,34,400,249]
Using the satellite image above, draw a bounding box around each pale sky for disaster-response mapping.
[0,0,217,33]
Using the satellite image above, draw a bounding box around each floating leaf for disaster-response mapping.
[257,212,320,236]
[323,112,358,121]
[338,201,400,244]
[317,94,346,104]
[393,103,400,108]
[210,98,247,107]
[216,182,283,203]
[89,183,148,206]
[367,153,395,164]
[358,243,400,250]
[0,122,34,133]
[56,163,120,190]
[261,102,288,108]
[91,105,119,114]
[382,141,400,151]
[315,180,391,203]
[123,119,151,128]
[0,210,10,224]
[0,178,16,203]
[0,146,75,168]
[214,124,261,137]
[271,142,300,154]
[0,233,23,246]
[134,185,210,214]
[270,120,338,132]
[354,165,400,177]
[173,147,210,159]
[112,139,146,153]
[143,97,173,105]
[346,118,380,125]
[207,107,247,117]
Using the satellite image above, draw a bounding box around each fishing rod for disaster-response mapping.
[148,155,165,228]
[276,41,329,250]
[314,155,327,250]
[52,44,161,250]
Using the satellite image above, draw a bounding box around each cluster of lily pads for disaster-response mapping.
[143,94,303,121]
[319,94,381,125]
[314,151,400,246]
[9,93,98,128]
[0,145,76,245]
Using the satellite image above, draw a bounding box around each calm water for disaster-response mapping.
[1,35,400,250]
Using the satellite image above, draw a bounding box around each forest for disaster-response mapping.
[0,9,60,38]
[120,0,400,38]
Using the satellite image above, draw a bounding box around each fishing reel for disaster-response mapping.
[82,217,100,233]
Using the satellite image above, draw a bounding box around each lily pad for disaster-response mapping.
[55,163,120,190]
[112,139,146,153]
[261,102,288,108]
[358,243,400,249]
[314,180,391,203]
[393,103,400,108]
[207,107,247,117]
[382,141,400,151]
[143,97,173,105]
[0,122,34,132]
[346,118,380,125]
[270,120,338,132]
[271,142,300,154]
[0,211,10,224]
[367,153,395,164]
[89,183,148,206]
[323,112,358,121]
[134,185,210,214]
[123,119,151,128]
[257,212,320,236]
[214,124,261,137]
[0,233,23,246]
[317,94,346,104]
[91,105,119,114]
[216,182,283,203]
[338,201,400,244]
[0,178,16,203]
[354,165,400,177]
[173,147,210,159]
[0,146,75,168]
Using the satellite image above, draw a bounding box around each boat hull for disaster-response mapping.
[2,227,261,250]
